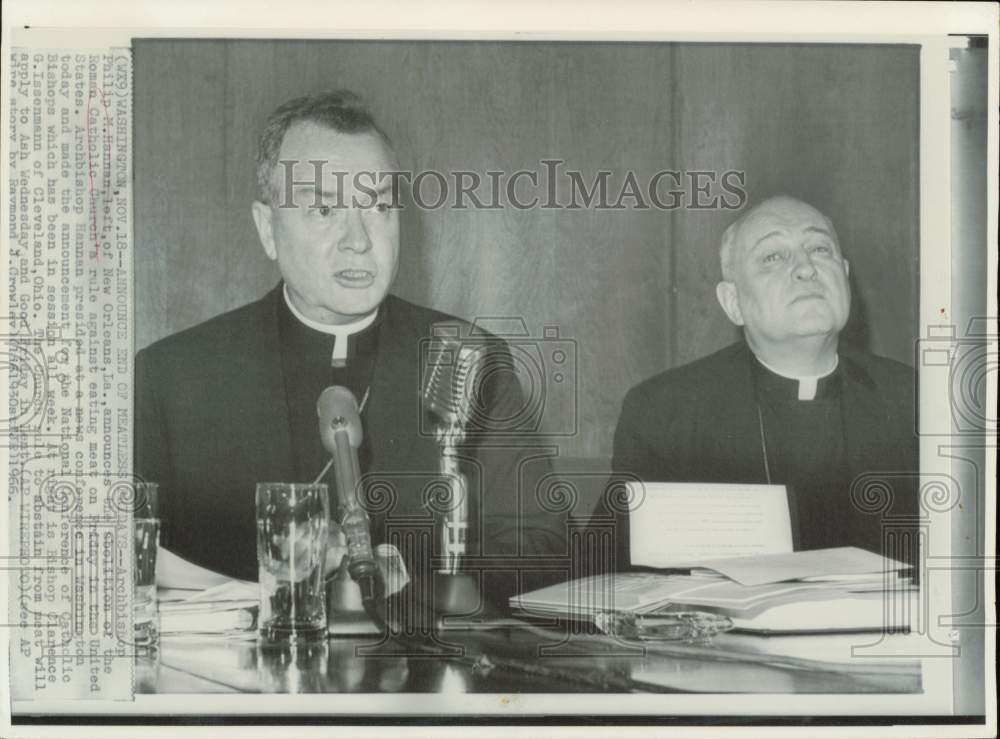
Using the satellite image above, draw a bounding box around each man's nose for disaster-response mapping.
[791,249,818,280]
[338,209,372,253]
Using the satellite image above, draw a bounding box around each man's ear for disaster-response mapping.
[843,258,850,278]
[251,200,277,261]
[716,281,745,326]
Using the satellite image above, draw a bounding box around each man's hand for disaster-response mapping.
[324,522,349,578]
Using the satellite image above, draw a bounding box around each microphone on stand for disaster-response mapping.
[313,359,677,689]
[422,325,484,613]
[317,386,382,605]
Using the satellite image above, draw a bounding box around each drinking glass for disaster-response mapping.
[134,517,161,646]
[256,483,330,644]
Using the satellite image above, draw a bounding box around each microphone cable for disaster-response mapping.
[354,577,685,694]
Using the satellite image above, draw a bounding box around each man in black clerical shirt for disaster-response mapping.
[135,91,564,609]
[596,196,918,571]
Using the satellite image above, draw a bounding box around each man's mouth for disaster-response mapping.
[791,292,825,304]
[334,269,375,288]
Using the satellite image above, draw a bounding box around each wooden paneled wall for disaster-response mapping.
[134,41,918,459]
[670,44,920,366]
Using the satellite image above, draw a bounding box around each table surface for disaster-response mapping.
[138,619,923,695]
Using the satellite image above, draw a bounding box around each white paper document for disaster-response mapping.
[511,547,917,633]
[691,546,911,587]
[512,570,905,618]
[157,581,260,636]
[628,482,793,568]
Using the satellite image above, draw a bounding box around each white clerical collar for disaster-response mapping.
[754,353,839,401]
[283,284,378,365]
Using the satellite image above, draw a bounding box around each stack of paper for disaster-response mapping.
[510,547,916,633]
[158,580,258,637]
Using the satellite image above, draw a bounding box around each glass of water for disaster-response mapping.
[256,483,330,645]
[134,517,160,646]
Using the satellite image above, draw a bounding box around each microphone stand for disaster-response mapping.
[437,420,468,575]
[433,420,480,615]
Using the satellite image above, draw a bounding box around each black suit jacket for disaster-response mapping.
[136,285,565,604]
[592,341,919,570]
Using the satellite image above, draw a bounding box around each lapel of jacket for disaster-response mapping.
[363,294,418,464]
[711,342,771,483]
[245,283,295,480]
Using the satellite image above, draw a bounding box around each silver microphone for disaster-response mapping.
[422,337,482,428]
[316,386,380,600]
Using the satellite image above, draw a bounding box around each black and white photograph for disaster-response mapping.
[1,1,996,736]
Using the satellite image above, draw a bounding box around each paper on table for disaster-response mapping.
[691,547,910,587]
[158,545,407,605]
[157,580,257,606]
[511,573,694,616]
[724,589,919,632]
[628,482,793,568]
[159,597,258,614]
[161,630,259,644]
[157,579,259,635]
[155,548,234,590]
[160,608,255,634]
[512,573,848,618]
[179,580,258,603]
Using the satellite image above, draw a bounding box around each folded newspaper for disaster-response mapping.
[158,580,258,636]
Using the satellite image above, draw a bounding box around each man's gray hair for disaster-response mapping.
[255,90,393,204]
[718,195,840,281]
